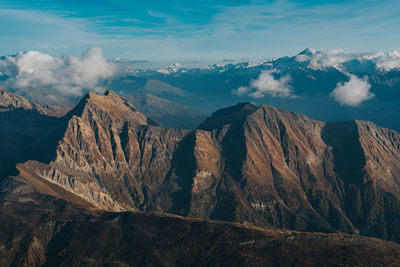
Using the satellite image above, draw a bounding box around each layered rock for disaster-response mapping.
[24,90,190,210]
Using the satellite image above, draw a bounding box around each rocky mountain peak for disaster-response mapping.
[65,89,157,126]
[298,48,316,56]
[198,102,257,131]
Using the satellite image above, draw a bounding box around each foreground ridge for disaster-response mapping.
[1,177,400,266]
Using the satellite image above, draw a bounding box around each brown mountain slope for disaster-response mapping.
[15,90,400,243]
[1,177,400,267]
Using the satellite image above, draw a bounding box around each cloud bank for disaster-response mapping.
[233,71,292,98]
[331,74,374,106]
[0,47,120,96]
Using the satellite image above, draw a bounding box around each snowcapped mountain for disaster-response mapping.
[117,49,400,132]
[156,62,185,74]
[271,48,400,73]
[1,48,400,132]
[140,48,400,77]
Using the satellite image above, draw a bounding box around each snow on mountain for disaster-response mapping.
[157,62,184,74]
[287,48,400,72]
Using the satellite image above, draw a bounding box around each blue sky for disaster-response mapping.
[0,0,399,63]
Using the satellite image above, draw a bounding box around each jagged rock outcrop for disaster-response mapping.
[12,89,400,243]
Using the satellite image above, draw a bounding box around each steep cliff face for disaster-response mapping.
[24,90,192,211]
[15,90,400,242]
[188,105,354,232]
[193,106,400,240]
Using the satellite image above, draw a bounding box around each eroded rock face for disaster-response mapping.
[13,90,400,243]
[22,90,190,211]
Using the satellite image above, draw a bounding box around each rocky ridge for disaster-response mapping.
[10,88,400,244]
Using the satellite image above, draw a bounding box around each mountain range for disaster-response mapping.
[2,48,400,133]
[1,86,400,265]
[107,49,400,133]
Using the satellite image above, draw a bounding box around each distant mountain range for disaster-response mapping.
[122,92,207,129]
[6,86,206,130]
[2,48,399,132]
[107,48,400,132]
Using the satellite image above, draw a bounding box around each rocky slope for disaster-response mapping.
[1,177,400,267]
[8,88,400,244]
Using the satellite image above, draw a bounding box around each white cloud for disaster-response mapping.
[232,86,250,96]
[233,71,292,98]
[0,47,121,96]
[295,54,310,62]
[294,49,356,70]
[331,74,374,106]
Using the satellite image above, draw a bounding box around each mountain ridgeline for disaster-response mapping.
[0,87,397,245]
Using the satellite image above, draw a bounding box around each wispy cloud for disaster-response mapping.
[0,1,400,61]
[0,6,101,55]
